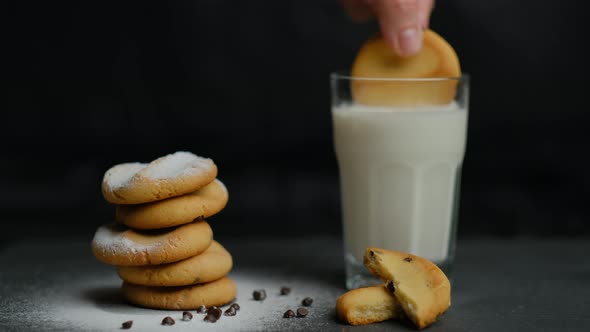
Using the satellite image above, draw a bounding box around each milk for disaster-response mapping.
[333,103,467,266]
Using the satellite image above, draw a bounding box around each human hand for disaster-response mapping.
[340,0,435,57]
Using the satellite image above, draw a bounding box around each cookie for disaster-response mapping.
[336,284,403,326]
[102,151,218,205]
[351,29,461,106]
[122,277,237,310]
[115,179,228,230]
[117,240,233,286]
[91,221,213,266]
[364,248,451,329]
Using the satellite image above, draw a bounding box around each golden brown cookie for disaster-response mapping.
[122,277,237,310]
[117,240,233,286]
[102,151,218,205]
[364,248,451,329]
[115,179,228,230]
[351,29,461,106]
[91,221,213,266]
[336,284,403,326]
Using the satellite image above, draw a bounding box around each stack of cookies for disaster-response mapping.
[91,151,237,310]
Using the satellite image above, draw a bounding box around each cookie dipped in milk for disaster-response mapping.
[331,30,468,289]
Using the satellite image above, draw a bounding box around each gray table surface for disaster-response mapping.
[1,235,589,331]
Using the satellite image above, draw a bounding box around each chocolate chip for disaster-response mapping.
[253,289,267,301]
[204,314,218,323]
[301,297,313,306]
[230,303,240,311]
[283,309,295,318]
[121,320,133,329]
[404,256,413,262]
[182,311,193,321]
[387,280,396,293]
[161,317,175,326]
[207,307,222,319]
[296,307,308,318]
[224,307,237,316]
[280,287,291,295]
[196,305,207,314]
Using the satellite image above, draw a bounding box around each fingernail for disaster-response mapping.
[397,27,422,57]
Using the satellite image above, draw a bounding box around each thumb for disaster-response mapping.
[369,0,433,57]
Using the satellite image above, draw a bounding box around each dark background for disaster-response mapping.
[2,0,588,243]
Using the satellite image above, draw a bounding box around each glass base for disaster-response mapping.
[345,254,381,290]
[345,253,454,290]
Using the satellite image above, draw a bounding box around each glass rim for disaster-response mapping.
[331,70,468,82]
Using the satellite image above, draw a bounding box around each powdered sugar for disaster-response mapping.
[92,224,157,258]
[1,237,347,331]
[140,151,213,180]
[103,163,146,190]
[102,152,214,192]
[46,269,340,331]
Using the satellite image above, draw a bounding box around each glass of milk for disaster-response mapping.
[331,73,469,289]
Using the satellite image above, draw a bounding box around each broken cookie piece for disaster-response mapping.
[364,248,451,329]
[336,284,404,326]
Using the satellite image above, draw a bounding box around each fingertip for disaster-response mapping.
[396,27,423,57]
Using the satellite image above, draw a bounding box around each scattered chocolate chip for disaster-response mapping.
[283,309,295,318]
[207,307,222,319]
[280,287,291,295]
[204,314,218,323]
[387,280,396,293]
[301,297,313,306]
[161,317,175,326]
[182,311,193,321]
[197,305,207,314]
[404,256,413,262]
[253,289,267,301]
[230,303,240,311]
[121,320,133,329]
[224,307,237,316]
[296,308,308,318]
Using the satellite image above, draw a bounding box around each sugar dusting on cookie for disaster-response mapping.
[103,163,146,190]
[92,224,156,259]
[140,151,214,180]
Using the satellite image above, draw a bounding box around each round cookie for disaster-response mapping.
[117,240,233,286]
[102,151,218,205]
[116,179,228,229]
[92,221,213,266]
[122,277,237,310]
[351,29,461,106]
